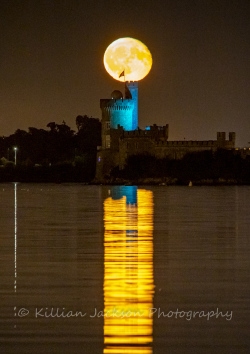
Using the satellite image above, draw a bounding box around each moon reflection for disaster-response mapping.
[103,186,154,353]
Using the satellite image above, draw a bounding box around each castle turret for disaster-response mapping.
[229,132,236,144]
[125,82,138,130]
[100,97,134,149]
[100,84,138,149]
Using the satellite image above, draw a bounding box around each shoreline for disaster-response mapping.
[1,177,249,186]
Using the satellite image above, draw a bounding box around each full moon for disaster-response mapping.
[104,37,152,82]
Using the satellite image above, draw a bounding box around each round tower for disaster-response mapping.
[101,98,134,130]
[100,94,134,149]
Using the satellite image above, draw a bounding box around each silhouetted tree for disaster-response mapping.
[47,122,57,132]
[76,115,89,131]
[75,115,101,153]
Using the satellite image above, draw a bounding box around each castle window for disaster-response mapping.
[106,122,110,130]
[105,135,110,148]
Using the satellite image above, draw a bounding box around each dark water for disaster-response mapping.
[0,183,249,353]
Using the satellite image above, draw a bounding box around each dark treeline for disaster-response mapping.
[1,118,250,184]
[112,150,250,185]
[0,115,101,182]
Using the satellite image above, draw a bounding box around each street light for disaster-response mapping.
[13,147,18,166]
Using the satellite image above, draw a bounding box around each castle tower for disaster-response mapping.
[100,83,138,149]
[125,81,138,130]
[96,82,139,180]
[100,90,134,149]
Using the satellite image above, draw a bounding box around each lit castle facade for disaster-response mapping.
[100,82,137,146]
[96,82,236,180]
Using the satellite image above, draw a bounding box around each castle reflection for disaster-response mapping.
[103,186,154,354]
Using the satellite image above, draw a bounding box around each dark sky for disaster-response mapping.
[1,0,250,146]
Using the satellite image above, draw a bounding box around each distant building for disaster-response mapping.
[96,83,236,180]
[234,147,250,159]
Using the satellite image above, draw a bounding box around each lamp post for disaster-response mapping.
[14,147,18,166]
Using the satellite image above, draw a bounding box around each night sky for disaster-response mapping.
[1,0,250,146]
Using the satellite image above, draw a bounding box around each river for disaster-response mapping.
[0,184,249,353]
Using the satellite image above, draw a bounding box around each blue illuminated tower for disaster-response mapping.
[100,82,138,149]
[125,81,138,130]
[101,82,138,131]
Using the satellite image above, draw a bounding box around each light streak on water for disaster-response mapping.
[14,183,17,293]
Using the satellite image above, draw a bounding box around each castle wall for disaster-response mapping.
[119,137,154,169]
[95,149,120,181]
[120,124,169,140]
[118,132,236,169]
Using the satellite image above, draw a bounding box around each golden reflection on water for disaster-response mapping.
[103,187,154,354]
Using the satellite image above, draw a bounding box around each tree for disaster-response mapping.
[76,115,89,131]
[47,122,57,132]
[75,116,101,153]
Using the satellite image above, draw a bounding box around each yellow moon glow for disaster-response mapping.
[104,37,152,82]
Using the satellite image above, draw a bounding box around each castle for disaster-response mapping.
[96,82,236,180]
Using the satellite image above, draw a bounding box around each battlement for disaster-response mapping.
[100,98,134,111]
[154,133,235,148]
[111,127,236,149]
[100,98,135,131]
[118,124,169,139]
[156,140,217,147]
[104,105,133,111]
